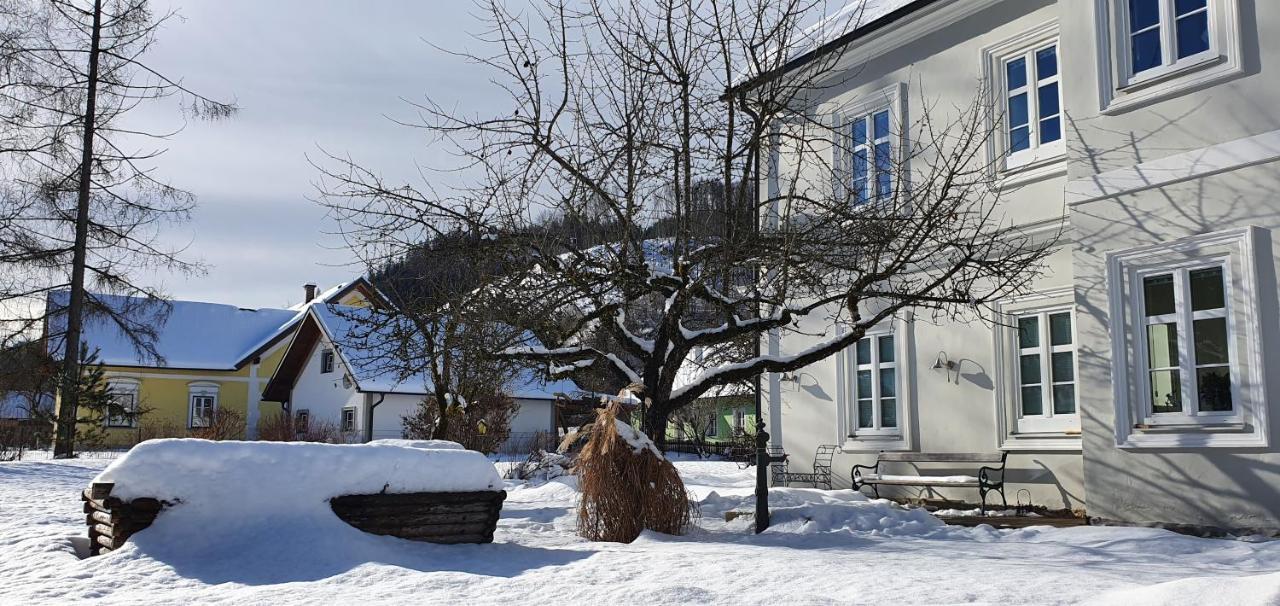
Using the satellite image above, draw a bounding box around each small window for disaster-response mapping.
[1138,263,1235,420]
[733,408,746,433]
[188,383,219,428]
[105,388,138,428]
[1125,0,1211,80]
[705,414,718,438]
[851,333,898,436]
[341,407,357,432]
[1002,42,1062,162]
[1108,228,1266,448]
[845,108,894,205]
[295,409,310,434]
[320,349,335,374]
[1014,310,1079,434]
[1097,0,1241,112]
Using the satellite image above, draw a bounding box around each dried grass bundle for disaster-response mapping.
[576,402,692,542]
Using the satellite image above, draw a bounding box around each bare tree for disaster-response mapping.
[318,0,1056,444]
[0,0,236,457]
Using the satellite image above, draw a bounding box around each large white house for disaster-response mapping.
[758,0,1280,533]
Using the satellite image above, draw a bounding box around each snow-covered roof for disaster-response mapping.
[311,304,578,400]
[803,0,920,54]
[46,279,378,371]
[733,0,923,92]
[46,290,302,370]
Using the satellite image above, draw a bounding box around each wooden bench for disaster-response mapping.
[769,444,836,490]
[851,452,1008,514]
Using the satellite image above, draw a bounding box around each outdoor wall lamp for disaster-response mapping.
[933,351,960,383]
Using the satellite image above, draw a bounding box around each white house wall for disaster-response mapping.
[289,332,362,432]
[367,393,425,441]
[765,0,1088,512]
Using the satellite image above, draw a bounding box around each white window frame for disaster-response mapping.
[850,331,899,437]
[832,82,907,207]
[105,379,140,428]
[1117,0,1216,86]
[835,317,914,452]
[1013,308,1079,434]
[1094,0,1243,114]
[980,21,1067,182]
[320,348,335,374]
[295,408,310,434]
[993,288,1082,451]
[1107,227,1267,448]
[733,408,746,433]
[341,407,357,432]
[188,382,219,429]
[1132,261,1241,426]
[705,413,718,438]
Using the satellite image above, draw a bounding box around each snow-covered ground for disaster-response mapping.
[2,456,1279,605]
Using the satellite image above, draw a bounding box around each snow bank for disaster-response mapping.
[1087,570,1280,606]
[702,488,944,537]
[368,438,465,450]
[95,439,501,502]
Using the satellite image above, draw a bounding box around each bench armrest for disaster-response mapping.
[978,464,1005,487]
[850,461,879,487]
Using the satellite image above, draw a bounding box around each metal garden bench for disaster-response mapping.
[851,451,1008,514]
[769,444,837,490]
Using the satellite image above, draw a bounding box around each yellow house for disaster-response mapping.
[48,279,384,446]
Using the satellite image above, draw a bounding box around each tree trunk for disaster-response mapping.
[642,403,672,450]
[53,0,103,459]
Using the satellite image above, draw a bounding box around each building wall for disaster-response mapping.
[764,0,1088,512]
[1057,0,1280,530]
[289,331,363,436]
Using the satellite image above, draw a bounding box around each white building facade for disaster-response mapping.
[762,0,1280,533]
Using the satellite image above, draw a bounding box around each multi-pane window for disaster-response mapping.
[320,349,335,374]
[189,395,216,428]
[1127,0,1212,78]
[341,407,357,432]
[848,108,893,204]
[733,408,746,433]
[106,390,137,428]
[852,333,897,434]
[1016,311,1077,427]
[1139,264,1235,419]
[705,414,718,438]
[1004,42,1062,160]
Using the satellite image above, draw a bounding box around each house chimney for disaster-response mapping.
[304,283,317,302]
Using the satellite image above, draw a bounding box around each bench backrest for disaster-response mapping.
[878,452,1004,464]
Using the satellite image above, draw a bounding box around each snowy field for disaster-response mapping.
[2,455,1279,605]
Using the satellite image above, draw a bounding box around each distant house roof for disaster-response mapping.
[45,277,382,371]
[263,304,579,401]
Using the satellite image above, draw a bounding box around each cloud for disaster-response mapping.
[119,0,498,309]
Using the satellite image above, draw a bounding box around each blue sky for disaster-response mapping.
[130,1,493,309]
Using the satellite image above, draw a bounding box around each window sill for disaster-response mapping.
[999,152,1067,187]
[1000,432,1082,451]
[841,434,909,452]
[1103,53,1242,115]
[1118,422,1267,449]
